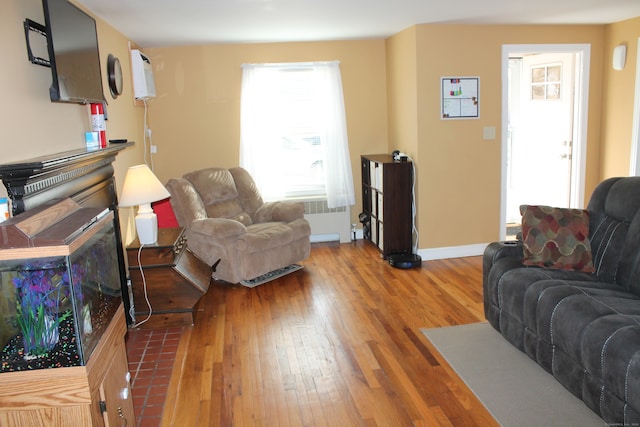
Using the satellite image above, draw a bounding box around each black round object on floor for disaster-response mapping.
[388,253,422,269]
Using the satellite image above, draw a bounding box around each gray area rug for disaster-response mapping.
[239,264,303,288]
[421,322,606,426]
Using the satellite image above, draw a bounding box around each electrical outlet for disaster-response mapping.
[150,145,157,153]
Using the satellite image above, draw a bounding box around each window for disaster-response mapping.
[531,64,561,100]
[240,61,355,209]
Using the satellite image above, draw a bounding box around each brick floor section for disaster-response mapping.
[126,326,184,427]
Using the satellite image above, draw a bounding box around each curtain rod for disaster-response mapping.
[241,60,340,69]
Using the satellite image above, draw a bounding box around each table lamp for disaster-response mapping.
[119,164,170,244]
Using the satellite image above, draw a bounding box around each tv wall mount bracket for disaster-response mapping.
[24,18,51,68]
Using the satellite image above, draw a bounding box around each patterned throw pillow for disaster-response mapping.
[520,205,595,272]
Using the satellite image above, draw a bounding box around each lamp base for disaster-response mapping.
[135,204,158,244]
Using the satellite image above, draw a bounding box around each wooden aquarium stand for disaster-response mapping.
[0,304,134,426]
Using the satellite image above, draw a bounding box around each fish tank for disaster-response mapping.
[0,199,122,372]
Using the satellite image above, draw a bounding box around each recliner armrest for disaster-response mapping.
[190,217,247,238]
[254,201,305,223]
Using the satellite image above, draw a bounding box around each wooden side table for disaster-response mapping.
[127,227,211,329]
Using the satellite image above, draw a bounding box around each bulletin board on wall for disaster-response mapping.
[441,77,479,119]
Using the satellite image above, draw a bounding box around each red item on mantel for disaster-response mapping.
[90,103,107,148]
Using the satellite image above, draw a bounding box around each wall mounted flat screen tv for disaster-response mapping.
[42,0,105,104]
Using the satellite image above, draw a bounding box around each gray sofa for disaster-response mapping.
[483,176,640,424]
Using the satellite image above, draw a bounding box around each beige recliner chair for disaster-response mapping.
[166,167,311,284]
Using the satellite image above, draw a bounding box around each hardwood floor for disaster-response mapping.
[160,240,498,426]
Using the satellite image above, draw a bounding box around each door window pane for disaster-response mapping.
[531,64,561,100]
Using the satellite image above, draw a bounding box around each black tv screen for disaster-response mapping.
[42,0,105,104]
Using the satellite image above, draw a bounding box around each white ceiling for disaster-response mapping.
[76,0,640,47]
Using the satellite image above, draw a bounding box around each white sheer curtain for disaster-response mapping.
[240,61,355,208]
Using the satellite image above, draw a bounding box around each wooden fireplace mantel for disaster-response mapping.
[0,142,133,215]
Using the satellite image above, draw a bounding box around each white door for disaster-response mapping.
[506,52,576,225]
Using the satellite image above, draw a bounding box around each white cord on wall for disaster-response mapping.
[142,98,156,171]
[410,160,419,254]
[400,154,420,255]
[391,150,420,255]
[143,98,149,166]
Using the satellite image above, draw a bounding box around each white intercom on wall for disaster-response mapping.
[130,49,156,99]
[612,45,627,71]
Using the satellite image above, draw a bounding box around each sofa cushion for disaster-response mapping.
[206,200,253,226]
[165,178,207,227]
[254,201,305,224]
[520,204,595,272]
[237,218,311,253]
[185,168,238,204]
[587,177,640,283]
[229,167,264,220]
[190,217,247,239]
[492,266,599,350]
[184,168,253,225]
[538,291,640,418]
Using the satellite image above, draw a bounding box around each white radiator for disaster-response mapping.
[303,200,351,243]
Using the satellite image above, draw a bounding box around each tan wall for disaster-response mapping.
[145,40,389,225]
[601,16,640,177]
[4,1,636,252]
[1,0,145,242]
[386,26,419,156]
[386,24,605,248]
[148,24,615,250]
[2,0,88,165]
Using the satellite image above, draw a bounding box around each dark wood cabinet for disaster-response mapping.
[361,154,413,258]
[127,227,211,329]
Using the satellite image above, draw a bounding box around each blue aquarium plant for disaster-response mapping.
[12,262,84,357]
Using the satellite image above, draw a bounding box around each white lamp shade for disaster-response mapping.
[119,164,170,244]
[119,164,170,207]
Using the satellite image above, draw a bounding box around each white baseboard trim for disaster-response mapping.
[311,229,362,243]
[417,243,489,261]
[310,233,341,243]
[319,230,490,261]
